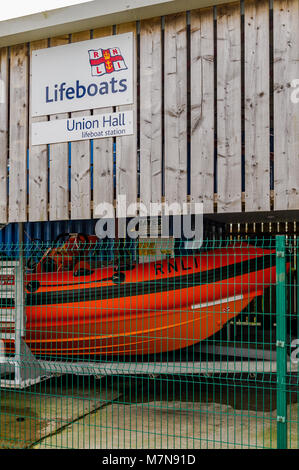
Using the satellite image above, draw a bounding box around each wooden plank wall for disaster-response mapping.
[0,1,298,223]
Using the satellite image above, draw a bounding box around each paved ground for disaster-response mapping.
[0,376,119,448]
[0,375,298,449]
[34,400,299,449]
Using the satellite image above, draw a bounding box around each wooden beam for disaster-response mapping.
[0,47,8,223]
[49,35,70,221]
[9,44,29,223]
[140,17,162,210]
[274,0,299,210]
[116,22,137,220]
[92,26,114,217]
[29,39,49,221]
[164,13,188,205]
[217,3,242,213]
[245,0,270,212]
[70,30,91,220]
[190,7,214,213]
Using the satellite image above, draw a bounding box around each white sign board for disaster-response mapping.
[31,33,133,116]
[32,110,133,145]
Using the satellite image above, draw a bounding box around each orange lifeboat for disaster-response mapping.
[2,235,277,357]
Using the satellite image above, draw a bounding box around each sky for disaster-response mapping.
[0,0,94,21]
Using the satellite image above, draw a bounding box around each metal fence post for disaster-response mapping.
[276,235,287,449]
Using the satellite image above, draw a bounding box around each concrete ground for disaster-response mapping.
[0,375,119,448]
[35,401,299,450]
[0,375,298,449]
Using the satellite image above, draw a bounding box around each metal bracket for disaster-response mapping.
[277,416,286,423]
[276,340,285,348]
[277,251,285,258]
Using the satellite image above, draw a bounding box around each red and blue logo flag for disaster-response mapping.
[88,47,128,77]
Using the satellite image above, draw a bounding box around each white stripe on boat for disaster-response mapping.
[191,294,244,310]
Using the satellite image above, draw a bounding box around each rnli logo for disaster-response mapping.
[88,47,128,77]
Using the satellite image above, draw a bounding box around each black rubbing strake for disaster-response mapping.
[25,254,275,307]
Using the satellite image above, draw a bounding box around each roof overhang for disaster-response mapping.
[0,0,236,47]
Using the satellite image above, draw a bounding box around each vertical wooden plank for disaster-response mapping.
[116,22,137,216]
[9,44,29,223]
[140,17,162,209]
[0,48,8,223]
[217,3,241,213]
[29,39,49,221]
[274,0,299,210]
[164,13,188,205]
[245,0,270,212]
[70,30,91,220]
[92,26,114,216]
[190,8,214,213]
[49,35,70,221]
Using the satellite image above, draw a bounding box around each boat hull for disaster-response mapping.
[23,291,257,357]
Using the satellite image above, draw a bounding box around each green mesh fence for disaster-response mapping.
[0,235,298,449]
